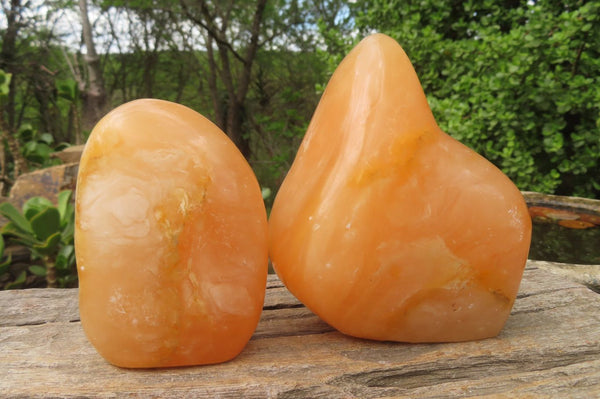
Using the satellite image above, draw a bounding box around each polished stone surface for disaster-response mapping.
[75,99,268,367]
[269,34,532,343]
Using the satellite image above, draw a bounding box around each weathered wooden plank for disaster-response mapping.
[0,263,583,328]
[1,262,599,398]
[531,260,600,293]
[0,288,80,327]
[0,275,294,326]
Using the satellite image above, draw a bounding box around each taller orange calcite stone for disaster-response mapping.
[269,34,532,342]
[75,99,268,367]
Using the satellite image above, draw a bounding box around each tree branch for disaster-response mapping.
[571,41,585,77]
[179,0,247,65]
[237,0,268,102]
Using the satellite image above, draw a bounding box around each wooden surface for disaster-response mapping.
[1,260,599,398]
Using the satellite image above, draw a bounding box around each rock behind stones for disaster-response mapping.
[0,163,79,226]
[51,145,85,164]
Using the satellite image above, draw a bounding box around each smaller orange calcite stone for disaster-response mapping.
[269,34,532,343]
[75,99,268,368]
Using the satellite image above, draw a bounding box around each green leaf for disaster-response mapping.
[54,142,70,152]
[261,187,272,200]
[1,222,38,246]
[23,197,54,221]
[0,250,11,266]
[0,69,11,97]
[0,235,10,274]
[30,207,61,242]
[55,245,75,271]
[56,79,78,101]
[17,124,34,142]
[0,260,9,275]
[40,133,54,145]
[5,270,26,290]
[0,202,33,234]
[61,219,74,246]
[57,190,73,223]
[0,234,10,270]
[23,142,52,164]
[32,232,61,256]
[28,265,47,277]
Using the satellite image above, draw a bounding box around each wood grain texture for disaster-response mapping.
[1,261,599,398]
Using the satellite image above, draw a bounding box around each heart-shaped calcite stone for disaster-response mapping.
[269,34,532,342]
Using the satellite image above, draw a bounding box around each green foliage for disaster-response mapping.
[17,124,62,168]
[0,70,11,97]
[328,0,600,199]
[249,50,327,209]
[0,236,13,278]
[0,190,76,289]
[1,64,71,185]
[56,79,79,102]
[4,270,27,290]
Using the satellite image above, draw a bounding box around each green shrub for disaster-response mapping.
[326,0,600,198]
[0,190,76,289]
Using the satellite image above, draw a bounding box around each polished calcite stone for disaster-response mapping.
[75,99,268,367]
[269,34,532,342]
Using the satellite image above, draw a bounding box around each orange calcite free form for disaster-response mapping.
[269,34,532,343]
[75,99,268,367]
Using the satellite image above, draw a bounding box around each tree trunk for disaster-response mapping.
[0,0,20,131]
[0,114,28,185]
[78,0,107,131]
[226,98,249,158]
[236,0,267,104]
[205,36,226,130]
[1,0,29,180]
[224,0,267,159]
[142,53,156,98]
[182,0,268,160]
